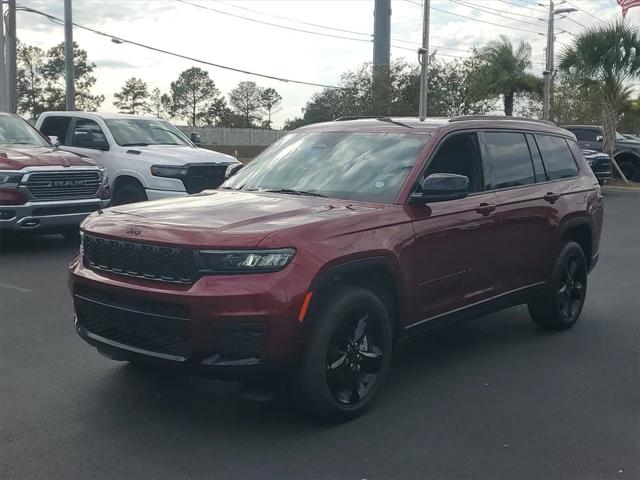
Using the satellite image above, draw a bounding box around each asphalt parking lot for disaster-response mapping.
[1,189,638,480]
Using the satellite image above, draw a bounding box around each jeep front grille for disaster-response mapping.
[26,171,101,200]
[82,234,197,284]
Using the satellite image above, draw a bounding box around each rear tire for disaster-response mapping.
[113,182,148,206]
[617,159,640,183]
[292,285,393,422]
[528,241,588,331]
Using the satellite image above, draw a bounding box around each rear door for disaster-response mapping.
[479,130,555,294]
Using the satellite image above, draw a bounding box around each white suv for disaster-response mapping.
[36,112,241,205]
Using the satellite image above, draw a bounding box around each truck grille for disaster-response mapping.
[26,171,101,200]
[180,164,228,194]
[83,234,197,284]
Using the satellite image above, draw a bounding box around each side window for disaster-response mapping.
[39,116,71,144]
[525,133,547,182]
[536,134,579,180]
[72,118,109,150]
[572,129,589,141]
[481,132,535,190]
[424,133,483,192]
[584,129,601,142]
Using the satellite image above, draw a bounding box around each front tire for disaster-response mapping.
[528,241,588,331]
[113,183,148,206]
[293,285,393,422]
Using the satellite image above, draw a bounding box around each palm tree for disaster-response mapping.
[559,21,640,177]
[477,36,542,116]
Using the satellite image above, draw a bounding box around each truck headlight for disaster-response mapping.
[198,248,295,274]
[151,165,188,178]
[0,173,23,184]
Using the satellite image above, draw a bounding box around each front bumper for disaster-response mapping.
[0,198,110,231]
[69,257,313,379]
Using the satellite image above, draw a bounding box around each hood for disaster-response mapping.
[0,145,98,170]
[81,190,387,248]
[126,144,239,165]
[581,149,609,158]
[617,138,640,149]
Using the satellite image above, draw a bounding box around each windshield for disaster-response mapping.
[223,132,429,203]
[615,132,627,141]
[0,115,49,147]
[105,118,191,147]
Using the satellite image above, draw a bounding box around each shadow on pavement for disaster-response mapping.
[0,232,79,256]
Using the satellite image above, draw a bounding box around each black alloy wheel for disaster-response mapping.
[325,308,384,405]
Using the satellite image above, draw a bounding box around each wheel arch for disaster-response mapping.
[112,174,146,193]
[557,216,593,270]
[306,255,409,340]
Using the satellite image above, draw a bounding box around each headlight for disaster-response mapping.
[198,248,295,274]
[151,165,188,178]
[0,173,23,184]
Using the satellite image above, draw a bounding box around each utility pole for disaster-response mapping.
[418,0,430,120]
[543,1,576,121]
[372,0,391,115]
[542,0,553,121]
[64,0,75,111]
[0,1,6,112]
[6,0,16,113]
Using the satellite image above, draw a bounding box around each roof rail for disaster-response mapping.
[449,115,556,126]
[334,116,382,121]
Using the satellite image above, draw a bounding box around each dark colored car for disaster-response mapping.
[562,125,640,182]
[581,149,612,184]
[70,116,603,421]
[0,112,110,237]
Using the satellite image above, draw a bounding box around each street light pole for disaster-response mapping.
[418,0,430,121]
[64,0,75,111]
[6,0,16,113]
[372,0,391,114]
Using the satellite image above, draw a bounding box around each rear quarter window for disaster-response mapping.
[535,134,579,180]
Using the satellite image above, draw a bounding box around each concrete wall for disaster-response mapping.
[177,126,287,147]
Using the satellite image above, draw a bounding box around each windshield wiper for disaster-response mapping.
[261,188,327,198]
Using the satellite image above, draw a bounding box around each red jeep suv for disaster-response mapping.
[70,116,603,421]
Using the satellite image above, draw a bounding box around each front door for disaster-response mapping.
[404,132,501,324]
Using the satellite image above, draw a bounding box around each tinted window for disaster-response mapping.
[0,115,49,146]
[536,134,579,180]
[425,133,483,192]
[39,116,71,144]
[526,133,547,182]
[571,129,590,141]
[224,132,429,204]
[481,132,535,189]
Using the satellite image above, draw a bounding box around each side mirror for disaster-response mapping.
[411,173,470,203]
[595,135,603,142]
[225,163,244,178]
[48,135,60,147]
[190,132,202,145]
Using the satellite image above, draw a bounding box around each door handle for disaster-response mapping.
[475,203,496,216]
[544,192,560,203]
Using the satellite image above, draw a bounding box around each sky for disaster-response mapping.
[10,0,635,128]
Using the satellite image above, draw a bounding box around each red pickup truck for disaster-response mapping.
[0,113,110,238]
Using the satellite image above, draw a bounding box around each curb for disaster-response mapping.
[603,186,640,193]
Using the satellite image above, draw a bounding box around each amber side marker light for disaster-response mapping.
[298,292,313,322]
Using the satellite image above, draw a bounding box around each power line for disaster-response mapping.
[493,0,547,14]
[404,0,545,36]
[449,0,546,29]
[176,0,373,44]
[217,0,469,53]
[16,5,342,89]
[564,1,607,24]
[181,0,470,55]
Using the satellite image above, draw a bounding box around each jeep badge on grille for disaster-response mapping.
[126,226,142,236]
